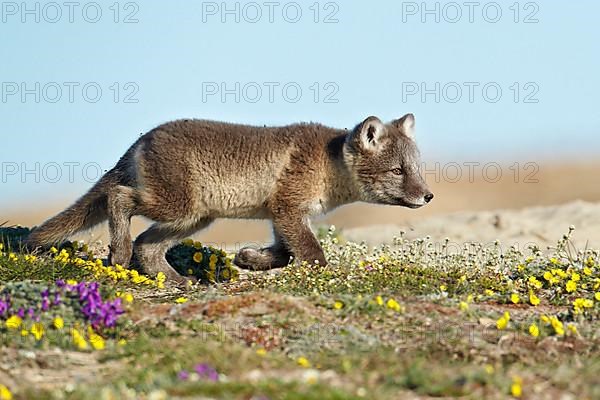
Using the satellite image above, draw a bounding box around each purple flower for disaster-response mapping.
[194,363,219,382]
[64,281,124,330]
[52,293,61,306]
[1,280,125,333]
[0,297,9,315]
[178,370,190,381]
[41,297,50,311]
[207,370,219,382]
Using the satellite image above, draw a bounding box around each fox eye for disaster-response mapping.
[391,168,404,176]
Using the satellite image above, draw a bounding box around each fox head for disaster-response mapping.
[343,114,433,208]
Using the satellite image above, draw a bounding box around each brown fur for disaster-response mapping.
[26,115,432,283]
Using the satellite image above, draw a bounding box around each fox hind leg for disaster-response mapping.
[107,185,137,267]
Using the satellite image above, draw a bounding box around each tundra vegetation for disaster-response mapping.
[0,225,598,399]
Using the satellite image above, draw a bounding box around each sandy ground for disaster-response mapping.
[3,162,600,251]
[344,200,600,250]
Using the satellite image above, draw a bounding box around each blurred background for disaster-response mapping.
[1,0,599,249]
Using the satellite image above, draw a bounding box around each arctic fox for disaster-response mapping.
[27,114,433,283]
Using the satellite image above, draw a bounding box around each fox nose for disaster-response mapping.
[424,193,434,203]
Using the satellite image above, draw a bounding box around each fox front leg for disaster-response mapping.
[272,215,327,267]
[234,216,326,270]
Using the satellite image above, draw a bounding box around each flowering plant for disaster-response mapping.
[166,240,238,283]
[0,280,126,350]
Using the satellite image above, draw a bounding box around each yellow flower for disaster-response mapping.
[583,267,592,276]
[175,297,188,304]
[528,323,539,337]
[156,271,166,289]
[496,319,508,331]
[565,280,577,293]
[585,256,595,267]
[553,268,567,279]
[595,292,600,301]
[543,271,553,281]
[571,272,580,282]
[550,316,564,336]
[256,348,267,356]
[334,301,344,310]
[20,329,29,337]
[529,292,540,306]
[459,301,469,312]
[0,384,12,400]
[222,269,231,279]
[440,284,447,291]
[66,279,78,286]
[511,376,523,397]
[209,254,218,269]
[53,317,64,330]
[116,291,135,302]
[581,298,593,308]
[89,332,105,350]
[484,289,494,296]
[484,364,495,374]
[72,329,88,350]
[375,296,384,306]
[55,249,70,263]
[528,276,542,289]
[297,356,311,368]
[50,246,58,254]
[496,312,510,330]
[516,264,524,272]
[207,271,216,282]
[193,241,203,249]
[31,322,45,340]
[540,315,550,324]
[549,257,559,265]
[573,298,594,314]
[567,324,578,335]
[386,298,403,312]
[118,339,127,346]
[193,252,203,263]
[182,238,194,246]
[510,293,520,304]
[5,315,22,330]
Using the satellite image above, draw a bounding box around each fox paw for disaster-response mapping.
[234,247,267,270]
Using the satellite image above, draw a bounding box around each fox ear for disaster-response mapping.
[393,113,416,139]
[354,116,385,151]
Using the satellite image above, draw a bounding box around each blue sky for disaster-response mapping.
[1,0,599,206]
